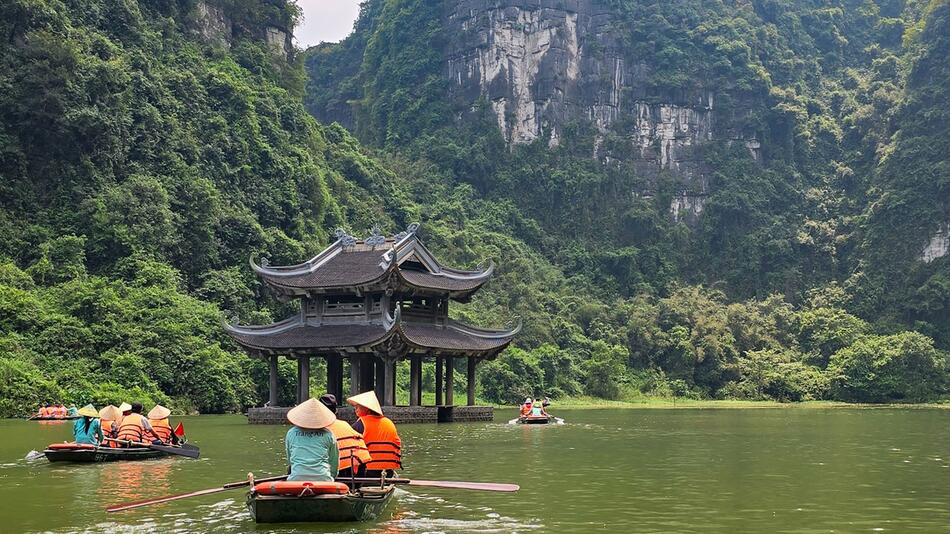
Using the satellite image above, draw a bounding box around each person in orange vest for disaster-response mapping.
[520,397,533,417]
[98,405,121,447]
[53,403,67,418]
[347,391,402,478]
[116,402,155,446]
[37,404,52,418]
[147,405,179,445]
[317,394,372,478]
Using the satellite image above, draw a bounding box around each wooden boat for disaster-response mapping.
[518,414,552,424]
[31,416,80,421]
[247,483,395,523]
[43,443,171,463]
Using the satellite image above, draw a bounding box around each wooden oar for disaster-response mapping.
[107,474,288,512]
[103,437,200,459]
[346,477,520,492]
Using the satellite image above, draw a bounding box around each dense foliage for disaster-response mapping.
[306,0,950,403]
[0,0,946,414]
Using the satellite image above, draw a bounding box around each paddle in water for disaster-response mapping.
[102,437,200,459]
[107,473,519,512]
[107,474,289,512]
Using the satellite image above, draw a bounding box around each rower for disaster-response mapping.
[66,404,79,417]
[347,391,402,478]
[116,402,154,446]
[530,401,546,417]
[285,398,338,482]
[72,404,103,445]
[317,394,372,478]
[147,405,179,444]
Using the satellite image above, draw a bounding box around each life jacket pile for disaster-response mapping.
[327,419,372,472]
[359,414,402,471]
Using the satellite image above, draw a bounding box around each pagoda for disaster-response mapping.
[225,224,520,423]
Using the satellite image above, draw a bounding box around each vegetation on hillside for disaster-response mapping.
[0,0,946,415]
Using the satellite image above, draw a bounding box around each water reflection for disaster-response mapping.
[96,459,174,503]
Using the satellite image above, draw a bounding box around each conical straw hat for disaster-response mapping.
[118,402,132,412]
[287,398,337,430]
[99,405,121,420]
[346,391,383,416]
[77,404,98,418]
[148,404,171,419]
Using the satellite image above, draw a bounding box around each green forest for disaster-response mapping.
[0,0,947,416]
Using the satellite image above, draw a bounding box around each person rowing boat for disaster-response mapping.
[285,398,338,482]
[72,405,103,445]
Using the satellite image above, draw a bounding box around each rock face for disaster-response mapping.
[920,224,949,263]
[443,0,759,218]
[191,1,293,60]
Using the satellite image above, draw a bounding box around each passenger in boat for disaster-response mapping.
[37,404,52,418]
[73,404,103,445]
[98,405,121,447]
[520,397,533,417]
[147,404,179,445]
[285,398,339,482]
[530,401,547,417]
[53,403,67,418]
[318,393,372,478]
[347,391,402,478]
[116,402,155,446]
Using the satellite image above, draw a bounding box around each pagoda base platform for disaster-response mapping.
[247,405,493,425]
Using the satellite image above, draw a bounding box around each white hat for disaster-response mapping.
[118,402,132,412]
[148,405,171,419]
[346,391,383,416]
[287,398,337,430]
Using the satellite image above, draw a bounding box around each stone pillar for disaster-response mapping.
[349,356,360,396]
[435,356,443,406]
[326,354,343,400]
[268,354,279,407]
[467,357,476,406]
[359,356,375,393]
[409,355,421,406]
[383,358,396,406]
[296,356,310,404]
[375,356,387,405]
[445,356,454,406]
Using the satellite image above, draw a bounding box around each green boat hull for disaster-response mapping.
[247,485,395,523]
[44,447,169,463]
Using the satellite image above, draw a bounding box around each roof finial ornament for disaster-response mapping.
[228,313,240,326]
[394,222,420,241]
[260,256,270,268]
[365,225,386,247]
[334,228,357,248]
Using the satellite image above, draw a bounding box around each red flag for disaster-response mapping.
[174,422,185,437]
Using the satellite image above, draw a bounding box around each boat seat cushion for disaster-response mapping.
[252,481,349,497]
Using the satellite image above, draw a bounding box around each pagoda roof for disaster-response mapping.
[250,224,493,300]
[224,307,520,358]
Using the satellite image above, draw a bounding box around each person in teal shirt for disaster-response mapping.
[66,404,78,417]
[284,398,339,481]
[72,404,103,445]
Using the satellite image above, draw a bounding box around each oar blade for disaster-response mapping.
[408,479,520,492]
[150,443,200,459]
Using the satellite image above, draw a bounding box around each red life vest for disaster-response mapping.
[359,415,402,470]
[117,413,147,443]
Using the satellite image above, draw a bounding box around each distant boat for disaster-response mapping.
[42,442,195,462]
[246,481,395,523]
[30,416,79,421]
[517,414,553,425]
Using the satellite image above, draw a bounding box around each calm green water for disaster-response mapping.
[0,408,947,533]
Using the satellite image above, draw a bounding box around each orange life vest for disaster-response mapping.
[150,418,173,442]
[359,414,402,470]
[99,419,118,446]
[117,413,147,443]
[327,419,372,472]
[39,407,50,417]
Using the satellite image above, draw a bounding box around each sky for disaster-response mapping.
[294,0,362,48]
